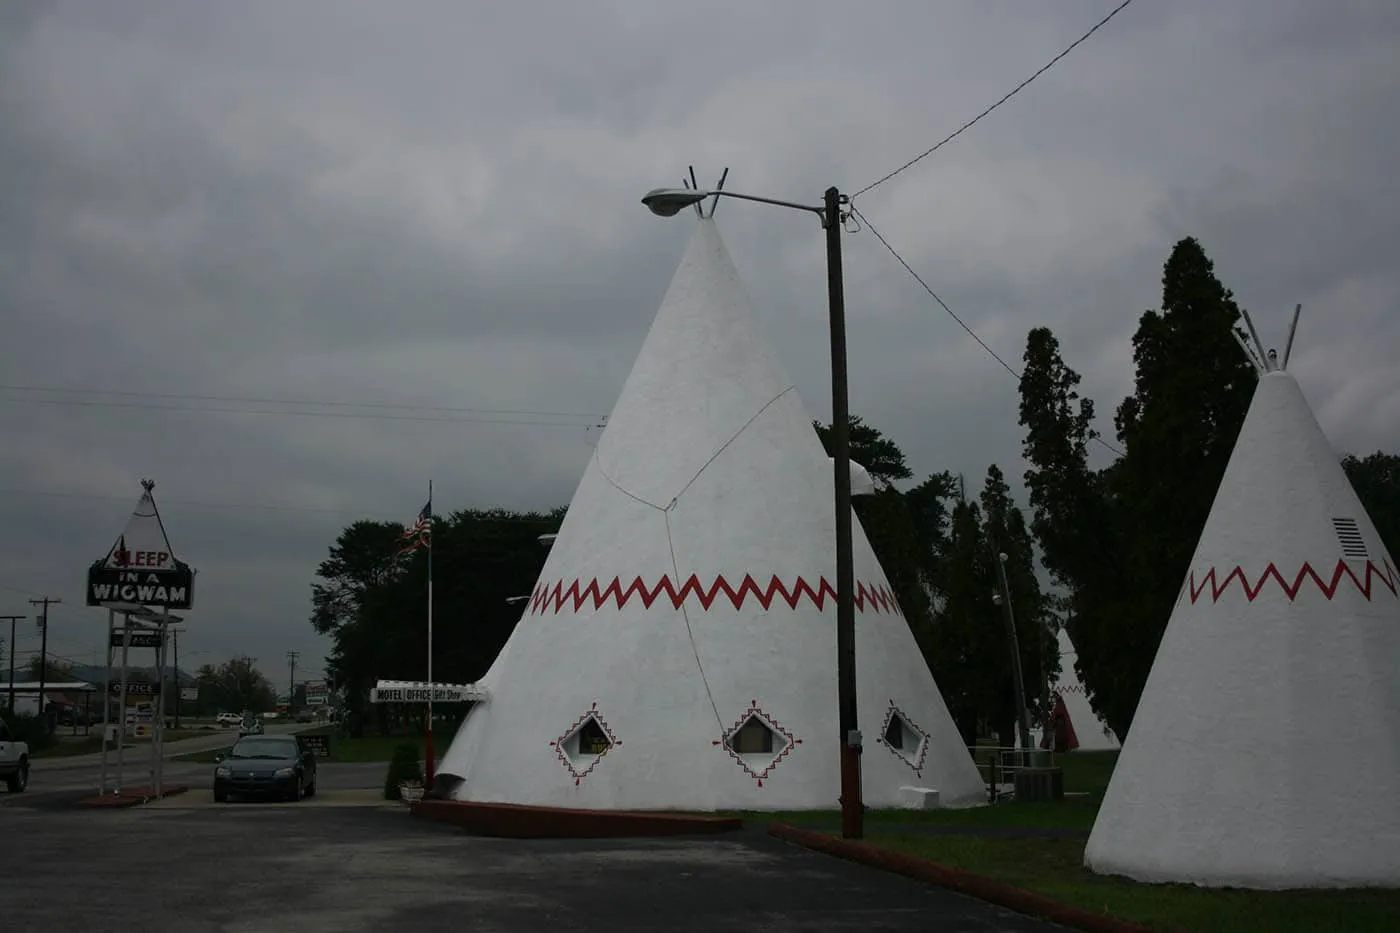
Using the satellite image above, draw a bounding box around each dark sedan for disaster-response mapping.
[213,735,318,802]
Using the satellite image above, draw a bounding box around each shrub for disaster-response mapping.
[382,743,422,800]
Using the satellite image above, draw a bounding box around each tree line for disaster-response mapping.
[309,236,1400,744]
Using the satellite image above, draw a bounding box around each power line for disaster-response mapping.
[0,394,605,428]
[0,384,605,420]
[853,0,1140,200]
[0,486,567,521]
[852,205,1021,380]
[849,204,1125,458]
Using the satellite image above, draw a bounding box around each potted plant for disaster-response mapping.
[383,743,424,803]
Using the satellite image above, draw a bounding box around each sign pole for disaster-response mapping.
[153,609,168,797]
[100,608,114,794]
[115,615,131,794]
[425,479,435,790]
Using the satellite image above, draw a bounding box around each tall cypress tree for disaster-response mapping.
[1109,237,1256,731]
[928,495,998,746]
[1017,327,1127,735]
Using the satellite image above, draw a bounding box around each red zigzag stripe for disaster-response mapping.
[530,573,903,616]
[1186,559,1399,604]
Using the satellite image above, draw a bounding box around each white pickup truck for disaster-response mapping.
[0,718,30,793]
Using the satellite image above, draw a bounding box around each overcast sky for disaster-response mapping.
[2,0,1396,684]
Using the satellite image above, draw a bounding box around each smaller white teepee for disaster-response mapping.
[1049,626,1119,752]
[1085,307,1400,889]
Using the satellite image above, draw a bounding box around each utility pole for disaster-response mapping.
[286,650,299,711]
[28,598,59,726]
[170,627,185,729]
[2,614,24,712]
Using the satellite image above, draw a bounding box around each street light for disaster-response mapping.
[642,182,864,839]
[991,551,1032,765]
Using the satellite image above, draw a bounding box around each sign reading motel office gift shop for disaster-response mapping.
[369,681,483,704]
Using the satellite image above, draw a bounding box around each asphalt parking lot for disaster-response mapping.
[0,793,1066,932]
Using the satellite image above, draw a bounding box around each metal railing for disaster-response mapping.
[970,744,1056,802]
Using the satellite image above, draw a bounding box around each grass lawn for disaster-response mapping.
[172,734,410,764]
[30,736,112,758]
[756,751,1400,932]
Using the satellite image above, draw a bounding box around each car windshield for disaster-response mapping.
[228,738,295,759]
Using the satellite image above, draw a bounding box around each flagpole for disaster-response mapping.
[425,479,435,790]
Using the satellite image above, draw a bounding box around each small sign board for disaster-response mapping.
[111,629,163,649]
[370,682,480,704]
[299,733,333,758]
[110,681,160,696]
[305,694,328,706]
[87,563,195,610]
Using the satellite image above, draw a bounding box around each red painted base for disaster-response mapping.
[75,784,190,809]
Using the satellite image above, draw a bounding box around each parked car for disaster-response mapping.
[0,719,30,793]
[213,734,318,802]
[216,712,243,727]
[295,710,313,723]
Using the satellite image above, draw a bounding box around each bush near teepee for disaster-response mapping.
[382,743,422,800]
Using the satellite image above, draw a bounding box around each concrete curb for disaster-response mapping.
[411,799,744,838]
[75,785,190,809]
[768,822,1176,933]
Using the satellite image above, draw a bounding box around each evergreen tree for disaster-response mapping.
[1017,326,1128,735]
[927,495,997,746]
[1108,237,1255,733]
[1343,451,1400,559]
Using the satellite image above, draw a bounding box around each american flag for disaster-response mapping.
[398,500,432,555]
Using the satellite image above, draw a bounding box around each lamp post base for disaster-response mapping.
[840,743,863,839]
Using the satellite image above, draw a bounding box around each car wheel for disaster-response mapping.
[213,788,228,803]
[288,775,303,802]
[303,777,316,798]
[5,760,28,793]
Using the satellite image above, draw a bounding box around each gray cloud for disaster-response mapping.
[2,0,1396,677]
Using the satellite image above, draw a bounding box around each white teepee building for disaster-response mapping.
[1049,626,1120,752]
[438,214,986,811]
[1084,310,1400,889]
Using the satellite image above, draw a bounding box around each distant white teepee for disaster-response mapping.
[1049,626,1120,752]
[1085,307,1400,889]
[437,216,986,811]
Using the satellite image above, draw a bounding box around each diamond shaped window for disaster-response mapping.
[717,703,800,787]
[879,704,928,772]
[552,703,621,784]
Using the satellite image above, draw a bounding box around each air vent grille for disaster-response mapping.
[1332,517,1369,560]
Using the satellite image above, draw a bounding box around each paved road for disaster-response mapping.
[0,802,1066,932]
[1,758,383,807]
[35,720,312,771]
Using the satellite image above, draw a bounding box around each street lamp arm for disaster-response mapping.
[641,187,827,222]
[707,190,826,219]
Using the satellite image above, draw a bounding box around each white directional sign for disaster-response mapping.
[369,680,485,704]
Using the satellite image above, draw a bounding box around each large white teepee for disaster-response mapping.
[1085,312,1400,889]
[1050,627,1120,752]
[438,217,986,811]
